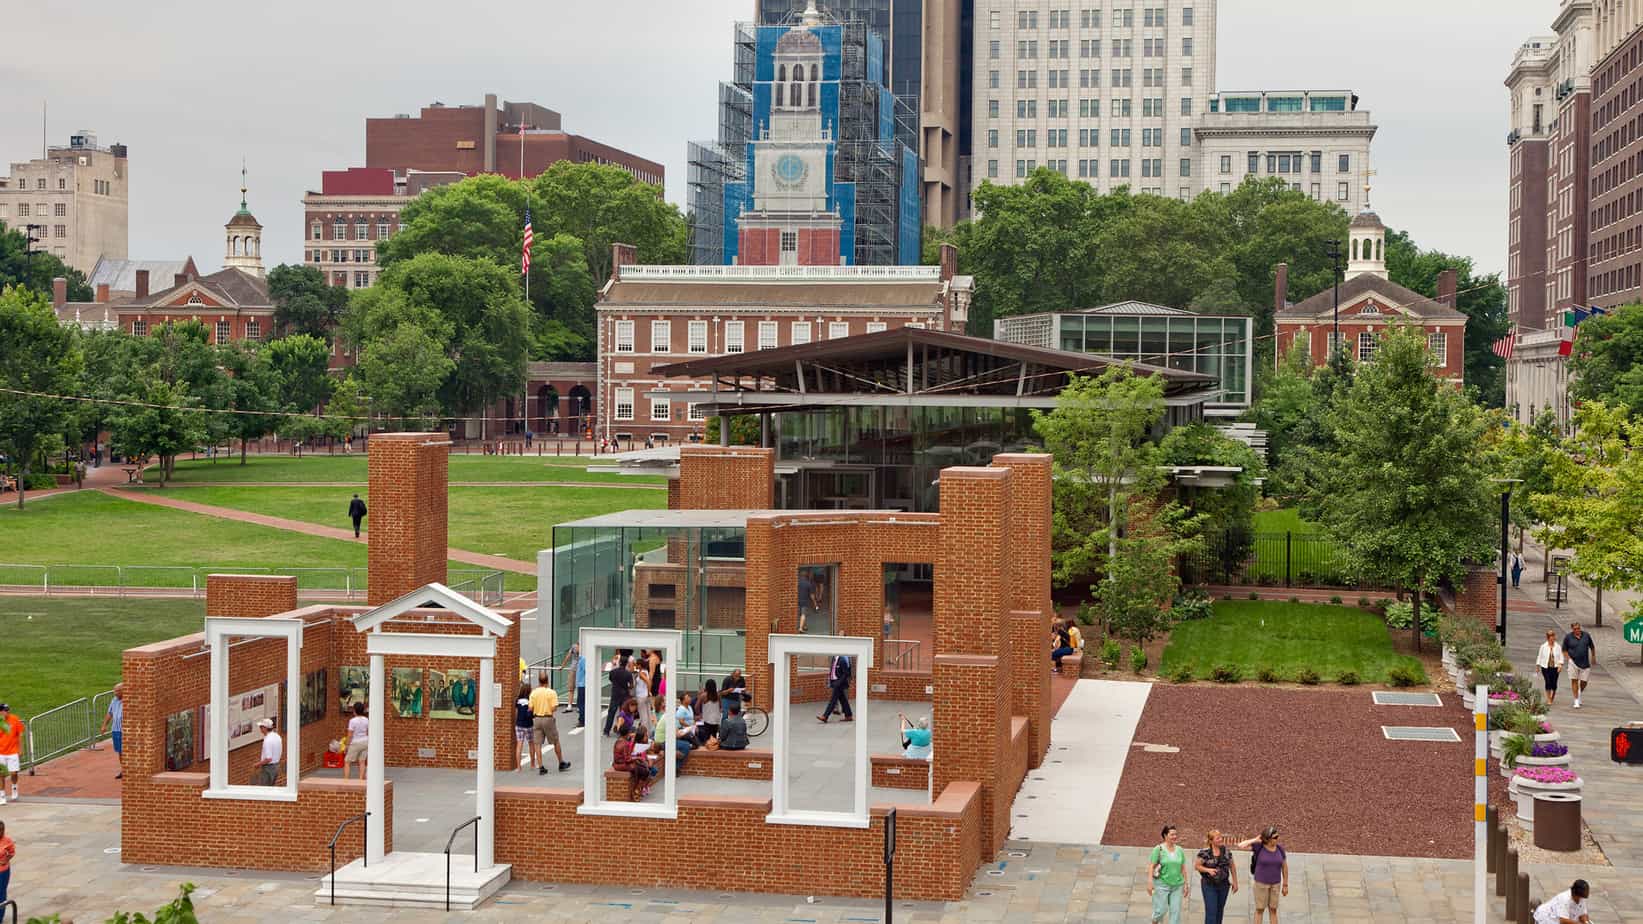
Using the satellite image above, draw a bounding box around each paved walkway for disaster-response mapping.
[1011,680,1150,846]
[99,487,535,575]
[137,480,665,490]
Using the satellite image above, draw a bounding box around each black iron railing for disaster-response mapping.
[326,811,369,906]
[444,815,482,911]
[3,898,18,923]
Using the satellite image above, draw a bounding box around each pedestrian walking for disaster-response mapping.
[1195,829,1238,924]
[603,654,634,737]
[1511,552,1525,589]
[560,642,587,730]
[1148,824,1188,924]
[515,683,535,770]
[530,673,571,773]
[1537,629,1565,706]
[340,702,370,780]
[1236,826,1288,924]
[0,705,24,803]
[253,718,282,786]
[0,821,13,906]
[1561,622,1597,709]
[1533,878,1593,924]
[817,653,854,723]
[347,493,368,539]
[99,683,125,779]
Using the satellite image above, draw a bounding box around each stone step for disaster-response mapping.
[314,853,510,911]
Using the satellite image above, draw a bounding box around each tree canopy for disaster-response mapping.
[0,285,80,506]
[1569,304,1643,418]
[1385,229,1509,406]
[0,221,92,301]
[268,264,350,341]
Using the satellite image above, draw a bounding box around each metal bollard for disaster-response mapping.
[1503,847,1518,916]
[1487,807,1500,874]
[1517,872,1531,924]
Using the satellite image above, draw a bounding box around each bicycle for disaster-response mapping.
[725,689,769,738]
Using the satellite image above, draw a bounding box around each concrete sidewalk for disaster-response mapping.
[1009,679,1151,846]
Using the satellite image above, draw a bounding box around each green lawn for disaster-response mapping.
[132,484,664,562]
[1160,600,1424,683]
[0,596,206,720]
[1252,506,1320,533]
[0,491,490,589]
[164,453,666,486]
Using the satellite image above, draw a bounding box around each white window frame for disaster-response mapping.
[865,322,888,333]
[687,402,708,421]
[578,627,682,818]
[828,322,850,340]
[791,321,812,345]
[767,633,875,828]
[651,320,671,354]
[725,320,746,353]
[758,321,779,350]
[1357,331,1378,363]
[202,617,303,803]
[215,320,231,343]
[1427,331,1447,364]
[246,319,261,341]
[614,320,635,353]
[650,397,671,422]
[688,320,708,354]
[614,387,635,421]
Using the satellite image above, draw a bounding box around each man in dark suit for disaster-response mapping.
[817,654,854,723]
[347,494,368,539]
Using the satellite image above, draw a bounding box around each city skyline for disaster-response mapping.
[2,0,1548,276]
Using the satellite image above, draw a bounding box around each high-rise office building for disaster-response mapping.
[970,1,1218,201]
[0,131,128,275]
[1194,90,1375,214]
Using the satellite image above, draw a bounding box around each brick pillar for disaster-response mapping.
[743,516,777,710]
[678,446,775,509]
[991,454,1052,767]
[932,466,1012,855]
[205,574,299,618]
[367,432,449,605]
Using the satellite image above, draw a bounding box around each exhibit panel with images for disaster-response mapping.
[299,669,327,726]
[338,665,369,712]
[164,710,195,771]
[199,680,281,756]
[391,667,424,718]
[429,668,477,719]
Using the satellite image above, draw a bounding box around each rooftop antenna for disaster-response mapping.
[240,158,248,211]
[42,100,47,160]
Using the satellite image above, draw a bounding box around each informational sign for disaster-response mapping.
[199,680,280,754]
[1624,616,1643,645]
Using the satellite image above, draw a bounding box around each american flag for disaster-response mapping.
[521,207,534,276]
[1492,330,1515,360]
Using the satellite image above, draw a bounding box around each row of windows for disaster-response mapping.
[993,36,1191,59]
[989,7,1193,30]
[1590,262,1640,299]
[611,389,712,423]
[1214,152,1353,175]
[5,202,69,218]
[310,218,396,241]
[611,318,897,355]
[1317,330,1448,365]
[994,96,1189,119]
[332,271,375,289]
[308,249,376,265]
[129,319,266,342]
[992,65,1194,90]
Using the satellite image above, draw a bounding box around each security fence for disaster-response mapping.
[1177,529,1382,590]
[0,563,508,604]
[21,690,115,773]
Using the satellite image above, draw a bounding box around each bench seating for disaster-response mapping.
[870,753,931,790]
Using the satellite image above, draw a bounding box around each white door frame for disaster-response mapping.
[201,616,304,803]
[767,633,875,828]
[577,627,682,819]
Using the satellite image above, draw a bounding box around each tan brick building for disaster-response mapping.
[0,132,128,275]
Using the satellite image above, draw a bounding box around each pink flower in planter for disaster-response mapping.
[1513,766,1579,785]
[1489,691,1521,701]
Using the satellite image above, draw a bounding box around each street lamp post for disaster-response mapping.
[1491,478,1522,644]
[1324,239,1344,370]
[23,223,45,290]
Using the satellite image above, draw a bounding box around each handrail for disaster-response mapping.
[326,811,369,907]
[444,814,482,911]
[1,898,15,924]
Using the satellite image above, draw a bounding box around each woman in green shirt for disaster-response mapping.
[1148,823,1188,924]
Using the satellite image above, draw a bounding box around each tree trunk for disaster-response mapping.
[1595,584,1604,628]
[241,439,248,464]
[1411,585,1421,653]
[14,464,25,510]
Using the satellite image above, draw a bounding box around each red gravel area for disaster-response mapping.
[1102,685,1510,858]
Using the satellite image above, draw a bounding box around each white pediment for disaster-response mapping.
[351,582,513,636]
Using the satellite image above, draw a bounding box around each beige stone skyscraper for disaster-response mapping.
[0,131,128,275]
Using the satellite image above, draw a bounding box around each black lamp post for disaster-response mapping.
[1324,239,1344,371]
[23,223,45,290]
[1491,478,1522,644]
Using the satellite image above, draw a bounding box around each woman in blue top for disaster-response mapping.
[899,713,932,759]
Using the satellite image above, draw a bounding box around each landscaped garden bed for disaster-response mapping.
[1156,599,1428,686]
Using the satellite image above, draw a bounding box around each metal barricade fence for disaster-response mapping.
[23,696,92,772]
[0,563,372,598]
[89,689,118,747]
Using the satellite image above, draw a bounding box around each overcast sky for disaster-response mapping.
[1,0,1552,277]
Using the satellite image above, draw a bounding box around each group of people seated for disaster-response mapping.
[609,674,751,800]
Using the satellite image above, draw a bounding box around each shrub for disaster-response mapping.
[1386,664,1425,687]
[1210,663,1244,683]
[24,473,56,491]
[1168,664,1194,683]
[1357,596,1373,608]
[1374,598,1393,611]
[1287,595,1300,604]
[1248,591,1260,600]
[1501,733,1533,769]
[1130,646,1149,674]
[1171,592,1214,622]
[1222,593,1234,601]
[1256,664,1281,683]
[1488,703,1528,732]
[1296,667,1321,686]
[1337,670,1362,686]
[1102,639,1122,669]
[1074,605,1096,626]
[1329,595,1343,605]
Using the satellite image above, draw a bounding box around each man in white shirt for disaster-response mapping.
[254,718,282,786]
[1534,879,1592,924]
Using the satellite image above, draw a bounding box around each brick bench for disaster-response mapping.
[679,747,773,780]
[1057,652,1082,675]
[870,753,930,790]
[603,768,639,802]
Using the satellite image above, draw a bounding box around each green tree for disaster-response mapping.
[1217,178,1348,337]
[268,264,349,340]
[1569,304,1643,418]
[377,174,529,269]
[1385,229,1509,406]
[216,341,283,463]
[355,323,454,429]
[0,285,81,507]
[266,333,334,413]
[963,171,1112,325]
[1310,324,1498,649]
[108,377,207,484]
[1094,501,1202,646]
[530,161,687,282]
[1532,402,1643,627]
[704,414,762,445]
[1089,193,1231,309]
[1157,421,1265,537]
[0,221,92,300]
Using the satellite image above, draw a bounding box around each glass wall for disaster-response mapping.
[1054,313,1251,408]
[548,525,748,696]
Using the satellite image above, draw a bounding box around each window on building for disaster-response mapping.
[1183,6,1194,25]
[1309,151,1322,173]
[354,220,367,239]
[687,402,707,421]
[1110,159,1130,177]
[16,204,27,218]
[615,319,635,353]
[989,70,999,89]
[615,388,635,421]
[1220,155,1232,174]
[990,9,999,28]
[1357,331,1378,363]
[1181,97,1192,115]
[725,320,745,353]
[1339,153,1351,173]
[1311,182,1322,199]
[688,320,708,354]
[987,159,999,177]
[57,178,66,190]
[989,99,1000,119]
[989,39,1000,59]
[132,319,147,336]
[334,220,346,240]
[354,271,370,288]
[1427,331,1447,363]
[1182,38,1193,56]
[54,203,66,217]
[759,321,779,349]
[311,222,322,240]
[1016,160,1027,178]
[246,319,262,341]
[215,320,231,343]
[866,322,888,333]
[988,129,999,148]
[1219,182,1231,194]
[1180,158,1191,177]
[650,320,671,353]
[377,220,390,239]
[791,321,812,344]
[35,179,44,190]
[1181,127,1192,147]
[828,321,849,339]
[1338,182,1350,201]
[650,398,671,422]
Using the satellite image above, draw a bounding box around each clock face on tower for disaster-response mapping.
[772,154,809,188]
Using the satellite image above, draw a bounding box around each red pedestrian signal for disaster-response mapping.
[1614,727,1642,763]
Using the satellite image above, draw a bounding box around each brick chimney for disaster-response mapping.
[135,269,149,299]
[52,277,67,309]
[95,283,110,303]
[1273,262,1289,318]
[610,242,638,282]
[939,242,958,282]
[1437,268,1458,308]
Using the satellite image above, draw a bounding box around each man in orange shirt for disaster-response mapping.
[0,705,21,804]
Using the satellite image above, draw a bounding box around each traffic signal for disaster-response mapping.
[1614,727,1643,764]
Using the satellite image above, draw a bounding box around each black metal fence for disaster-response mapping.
[1178,529,1372,589]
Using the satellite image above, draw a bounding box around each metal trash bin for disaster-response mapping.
[1533,793,1582,851]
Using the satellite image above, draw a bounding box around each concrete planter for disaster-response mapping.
[1508,776,1582,823]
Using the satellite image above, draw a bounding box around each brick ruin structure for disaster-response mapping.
[117,437,1056,901]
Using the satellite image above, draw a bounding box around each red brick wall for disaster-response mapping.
[677,446,775,510]
[205,574,298,618]
[869,669,934,702]
[871,754,930,790]
[991,455,1052,769]
[367,432,449,604]
[1448,566,1500,632]
[493,783,981,901]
